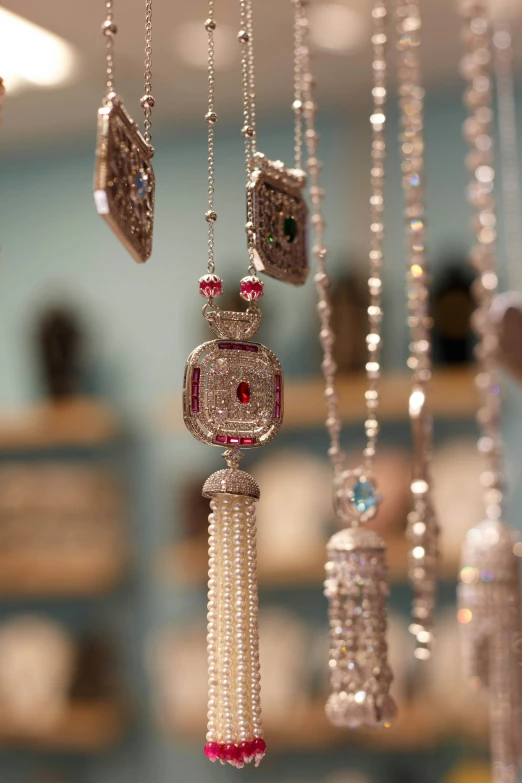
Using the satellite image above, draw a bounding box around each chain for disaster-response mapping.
[292,0,306,170]
[204,6,218,278]
[141,0,154,145]
[238,0,257,274]
[102,0,116,98]
[493,20,522,293]
[396,0,438,657]
[460,0,503,521]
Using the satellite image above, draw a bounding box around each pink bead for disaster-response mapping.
[239,275,264,302]
[199,274,223,298]
[204,742,220,762]
[253,737,266,757]
[221,743,241,765]
[239,741,255,762]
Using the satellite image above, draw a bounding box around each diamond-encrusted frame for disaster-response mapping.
[249,153,309,286]
[94,95,155,263]
[183,339,283,448]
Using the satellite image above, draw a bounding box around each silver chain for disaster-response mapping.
[142,0,154,145]
[493,20,522,293]
[204,4,218,276]
[292,0,306,170]
[239,0,257,275]
[101,0,154,145]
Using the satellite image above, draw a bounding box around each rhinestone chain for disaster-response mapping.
[493,20,522,291]
[292,0,306,170]
[460,1,504,523]
[102,0,116,97]
[238,0,257,275]
[396,0,438,658]
[299,0,388,478]
[204,5,218,277]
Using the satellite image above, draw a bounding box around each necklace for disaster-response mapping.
[245,2,309,286]
[298,0,397,728]
[396,0,438,660]
[186,0,284,768]
[94,0,155,264]
[458,4,522,782]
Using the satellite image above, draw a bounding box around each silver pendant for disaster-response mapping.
[183,308,283,448]
[249,153,309,286]
[458,519,522,783]
[94,93,155,263]
[325,527,397,728]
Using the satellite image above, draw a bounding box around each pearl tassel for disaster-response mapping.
[204,491,266,767]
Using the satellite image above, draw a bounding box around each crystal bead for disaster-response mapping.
[240,275,264,301]
[204,742,220,761]
[199,274,223,298]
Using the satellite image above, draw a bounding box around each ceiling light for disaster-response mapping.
[175,21,236,70]
[309,3,367,54]
[0,6,78,95]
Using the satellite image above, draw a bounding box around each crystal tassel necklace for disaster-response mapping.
[458,4,522,782]
[295,0,398,728]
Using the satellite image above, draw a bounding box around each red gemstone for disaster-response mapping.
[199,274,223,299]
[204,742,220,762]
[237,381,251,404]
[240,276,264,302]
[239,741,255,762]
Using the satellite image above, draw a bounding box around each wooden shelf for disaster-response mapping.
[0,700,127,751]
[171,699,485,752]
[159,536,459,588]
[155,367,476,433]
[0,396,120,450]
[0,551,128,598]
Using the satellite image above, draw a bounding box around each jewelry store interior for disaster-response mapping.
[0,0,521,782]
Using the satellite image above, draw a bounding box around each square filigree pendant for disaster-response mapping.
[183,339,283,448]
[94,94,155,264]
[249,153,309,286]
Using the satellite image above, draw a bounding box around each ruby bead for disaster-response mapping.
[221,743,240,765]
[239,741,255,762]
[240,275,264,302]
[199,274,223,299]
[204,742,220,762]
[253,737,266,756]
[237,381,251,404]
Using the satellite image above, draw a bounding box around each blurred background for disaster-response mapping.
[1,0,522,782]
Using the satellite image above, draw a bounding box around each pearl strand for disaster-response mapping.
[245,497,263,748]
[219,496,236,744]
[207,501,221,743]
[232,497,252,746]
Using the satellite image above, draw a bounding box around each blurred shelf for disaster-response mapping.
[283,367,476,428]
[0,699,127,751]
[159,536,459,587]
[0,551,128,598]
[0,396,120,450]
[155,367,476,433]
[171,699,486,752]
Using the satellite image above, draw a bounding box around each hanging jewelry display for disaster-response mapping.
[458,4,522,782]
[396,0,439,660]
[245,1,308,285]
[94,0,155,263]
[184,0,284,768]
[294,0,397,728]
[490,20,522,383]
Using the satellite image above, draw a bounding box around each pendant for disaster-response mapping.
[333,466,381,524]
[183,307,282,766]
[249,153,309,286]
[325,526,397,728]
[491,291,522,384]
[183,309,283,448]
[94,93,155,264]
[458,519,522,783]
